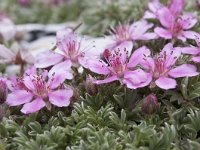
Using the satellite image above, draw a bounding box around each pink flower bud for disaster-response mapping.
[142,93,158,115]
[85,75,98,95]
[18,0,31,7]
[0,79,8,104]
[0,106,3,121]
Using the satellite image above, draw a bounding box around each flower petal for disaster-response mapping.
[181,47,200,55]
[154,27,172,39]
[155,77,177,89]
[124,72,152,89]
[0,44,15,63]
[35,50,63,68]
[169,0,184,16]
[49,89,73,107]
[6,90,33,106]
[21,98,45,114]
[179,13,197,29]
[94,75,118,84]
[168,64,198,78]
[182,31,197,40]
[87,59,110,75]
[192,57,200,63]
[128,46,151,68]
[130,20,153,37]
[157,7,174,28]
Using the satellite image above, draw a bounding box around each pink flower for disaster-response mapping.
[181,34,200,62]
[144,0,184,19]
[106,20,157,52]
[87,46,152,89]
[6,67,73,114]
[35,28,95,69]
[154,3,197,41]
[0,44,34,65]
[140,43,198,89]
[0,14,16,41]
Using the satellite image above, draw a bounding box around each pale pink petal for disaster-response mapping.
[21,98,45,114]
[181,47,200,55]
[155,77,177,89]
[0,44,15,63]
[35,50,64,68]
[130,20,153,37]
[49,89,73,107]
[135,32,158,40]
[87,59,110,75]
[123,69,149,85]
[168,64,198,78]
[177,34,186,42]
[140,57,155,70]
[179,13,197,29]
[143,11,156,19]
[157,7,175,28]
[0,18,16,41]
[169,0,184,16]
[19,48,35,64]
[124,72,152,89]
[182,31,197,40]
[154,27,172,39]
[48,60,73,89]
[94,75,118,84]
[148,0,163,13]
[116,41,133,56]
[161,43,181,67]
[6,90,33,106]
[192,57,200,63]
[128,46,151,68]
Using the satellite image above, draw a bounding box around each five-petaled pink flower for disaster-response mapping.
[106,20,157,52]
[35,27,96,69]
[140,43,198,89]
[0,44,34,65]
[144,0,184,19]
[154,0,197,42]
[6,67,73,114]
[181,34,200,63]
[88,47,152,89]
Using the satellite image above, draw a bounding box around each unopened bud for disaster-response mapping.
[18,0,31,7]
[0,79,8,104]
[0,106,3,121]
[197,0,200,8]
[85,75,98,95]
[142,93,158,115]
[101,49,111,61]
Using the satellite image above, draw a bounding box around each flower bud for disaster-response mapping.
[0,79,8,104]
[18,0,31,7]
[85,75,98,95]
[142,93,158,115]
[0,106,3,121]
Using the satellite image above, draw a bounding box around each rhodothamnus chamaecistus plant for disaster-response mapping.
[154,0,197,41]
[181,34,200,63]
[88,47,151,89]
[144,0,184,19]
[106,20,157,51]
[6,67,73,114]
[35,27,96,69]
[140,43,198,89]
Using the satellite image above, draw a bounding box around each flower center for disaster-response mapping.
[171,20,183,36]
[32,75,49,99]
[106,49,128,77]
